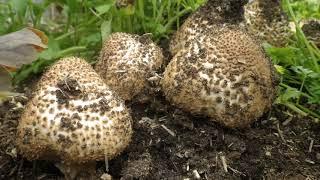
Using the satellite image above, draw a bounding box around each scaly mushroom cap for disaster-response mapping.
[169,0,248,56]
[244,0,292,47]
[162,27,277,128]
[95,32,163,101]
[301,20,320,48]
[16,57,132,163]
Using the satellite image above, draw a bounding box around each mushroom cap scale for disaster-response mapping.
[162,27,277,128]
[95,32,163,101]
[16,57,132,163]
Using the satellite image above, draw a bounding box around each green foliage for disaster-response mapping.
[0,0,206,85]
[288,0,320,19]
[265,0,320,119]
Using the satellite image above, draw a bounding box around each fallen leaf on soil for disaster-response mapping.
[0,27,48,71]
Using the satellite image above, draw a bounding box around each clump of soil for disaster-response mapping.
[0,94,319,179]
[56,78,82,104]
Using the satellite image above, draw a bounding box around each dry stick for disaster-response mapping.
[276,123,286,142]
[104,152,109,172]
[282,117,293,126]
[220,155,228,173]
[161,124,176,136]
[308,139,314,153]
[228,166,246,176]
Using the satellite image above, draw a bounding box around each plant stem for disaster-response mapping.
[58,46,87,57]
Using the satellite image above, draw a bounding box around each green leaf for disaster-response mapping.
[277,87,302,103]
[38,37,60,60]
[95,4,113,15]
[101,20,112,43]
[9,0,28,17]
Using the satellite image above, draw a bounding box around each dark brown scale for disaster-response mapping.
[77,122,83,128]
[60,117,77,131]
[39,108,45,113]
[71,133,78,138]
[221,80,228,88]
[57,104,63,110]
[81,144,86,149]
[224,90,231,96]
[57,134,73,148]
[34,128,40,137]
[212,87,221,94]
[71,113,81,120]
[49,108,54,114]
[23,128,32,144]
[216,96,223,103]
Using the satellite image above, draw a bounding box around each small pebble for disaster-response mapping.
[265,151,271,157]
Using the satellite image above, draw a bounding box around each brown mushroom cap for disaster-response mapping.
[95,32,164,101]
[162,27,277,128]
[16,57,132,163]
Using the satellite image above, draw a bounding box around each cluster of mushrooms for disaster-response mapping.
[16,0,279,179]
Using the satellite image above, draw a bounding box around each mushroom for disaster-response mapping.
[244,0,292,47]
[169,0,248,56]
[301,20,320,48]
[95,32,164,101]
[162,26,277,128]
[16,57,132,179]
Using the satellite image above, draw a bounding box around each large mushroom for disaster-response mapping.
[162,26,277,128]
[95,32,164,101]
[16,57,132,179]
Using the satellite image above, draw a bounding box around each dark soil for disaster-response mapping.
[0,94,320,180]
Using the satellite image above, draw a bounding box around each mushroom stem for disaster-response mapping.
[55,161,97,180]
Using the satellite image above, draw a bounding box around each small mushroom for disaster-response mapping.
[16,57,132,179]
[169,0,248,56]
[301,20,320,48]
[162,26,277,128]
[95,32,164,101]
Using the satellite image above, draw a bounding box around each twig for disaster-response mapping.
[305,159,315,164]
[308,139,314,153]
[282,117,293,126]
[104,153,109,172]
[228,166,246,176]
[276,123,286,142]
[220,155,228,173]
[161,125,176,137]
